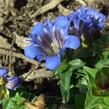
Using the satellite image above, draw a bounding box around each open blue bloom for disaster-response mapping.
[69,6,106,30]
[24,16,80,70]
[0,67,20,90]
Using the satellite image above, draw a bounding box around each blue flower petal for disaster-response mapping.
[37,55,46,61]
[45,55,61,70]
[63,35,80,49]
[24,45,46,59]
[69,13,79,30]
[44,19,54,32]
[60,48,65,56]
[6,76,20,90]
[0,67,8,77]
[31,22,44,36]
[55,16,69,30]
[43,19,54,41]
[79,6,86,14]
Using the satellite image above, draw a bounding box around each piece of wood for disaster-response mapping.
[31,0,63,18]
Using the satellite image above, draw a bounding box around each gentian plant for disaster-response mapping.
[23,6,108,106]
[1,4,109,109]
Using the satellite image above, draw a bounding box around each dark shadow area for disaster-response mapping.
[13,59,31,75]
[14,0,27,10]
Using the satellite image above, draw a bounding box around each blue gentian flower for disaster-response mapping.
[6,76,20,90]
[0,67,20,90]
[69,6,106,30]
[24,16,80,70]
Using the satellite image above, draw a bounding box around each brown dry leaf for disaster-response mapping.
[26,94,46,109]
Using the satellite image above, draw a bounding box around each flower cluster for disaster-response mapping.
[24,7,106,70]
[69,6,106,31]
[0,68,20,90]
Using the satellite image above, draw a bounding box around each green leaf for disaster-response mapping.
[83,66,109,96]
[54,59,69,75]
[69,59,85,70]
[2,97,17,109]
[102,49,109,59]
[59,59,85,103]
[85,93,101,109]
[83,66,98,79]
[2,93,26,109]
[103,97,109,106]
[83,66,98,95]
[95,59,109,70]
[59,70,73,103]
[85,92,109,109]
[12,93,25,105]
[75,94,86,109]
